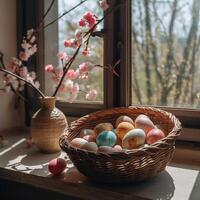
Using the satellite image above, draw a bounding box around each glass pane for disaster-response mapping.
[131,0,200,108]
[45,0,104,103]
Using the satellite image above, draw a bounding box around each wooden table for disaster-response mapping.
[0,129,199,200]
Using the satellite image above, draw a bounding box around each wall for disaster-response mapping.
[0,0,24,131]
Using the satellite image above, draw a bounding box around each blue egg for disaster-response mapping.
[96,131,117,147]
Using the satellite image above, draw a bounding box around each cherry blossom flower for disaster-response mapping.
[60,79,74,92]
[7,63,17,73]
[99,0,109,11]
[64,39,79,48]
[45,64,54,72]
[68,83,79,103]
[79,19,86,27]
[82,47,90,56]
[66,69,79,80]
[19,67,28,78]
[19,51,30,61]
[83,12,96,27]
[79,62,94,75]
[57,52,67,60]
[12,57,22,66]
[86,89,98,100]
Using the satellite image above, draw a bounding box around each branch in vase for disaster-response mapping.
[0,68,45,98]
[52,44,82,97]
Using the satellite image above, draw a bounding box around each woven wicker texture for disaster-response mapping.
[31,97,68,153]
[60,106,181,183]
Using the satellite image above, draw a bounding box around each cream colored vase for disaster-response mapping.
[31,97,68,153]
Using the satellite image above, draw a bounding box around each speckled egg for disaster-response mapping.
[80,129,94,138]
[70,138,88,149]
[94,123,114,137]
[122,128,145,149]
[115,115,134,127]
[96,130,117,147]
[135,115,155,135]
[116,122,135,140]
[146,128,165,144]
[81,142,98,152]
[48,158,66,175]
[97,146,122,154]
[83,134,96,142]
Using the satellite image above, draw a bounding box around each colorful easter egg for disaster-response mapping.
[115,115,134,127]
[48,158,66,175]
[146,128,165,144]
[113,145,123,151]
[122,128,145,149]
[70,138,88,149]
[83,134,96,142]
[80,129,94,137]
[116,122,134,140]
[135,115,155,134]
[97,146,122,154]
[94,123,114,137]
[81,142,98,152]
[96,130,117,147]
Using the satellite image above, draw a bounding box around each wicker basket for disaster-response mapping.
[60,106,181,184]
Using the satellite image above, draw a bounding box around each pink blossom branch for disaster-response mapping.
[0,68,45,98]
[52,44,82,97]
[52,3,120,97]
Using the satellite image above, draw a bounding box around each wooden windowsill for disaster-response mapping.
[0,129,199,200]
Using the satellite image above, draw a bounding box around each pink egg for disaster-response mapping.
[48,158,66,175]
[113,145,123,151]
[83,135,96,142]
[135,115,155,135]
[146,128,165,144]
[70,138,88,149]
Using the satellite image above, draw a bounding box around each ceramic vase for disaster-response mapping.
[31,97,68,153]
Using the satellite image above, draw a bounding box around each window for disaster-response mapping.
[131,0,200,109]
[18,0,200,141]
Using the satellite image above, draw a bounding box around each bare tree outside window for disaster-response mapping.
[132,0,200,108]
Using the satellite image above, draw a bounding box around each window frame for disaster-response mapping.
[18,0,200,142]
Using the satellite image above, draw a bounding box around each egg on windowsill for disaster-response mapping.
[116,122,134,140]
[94,123,114,138]
[122,128,145,149]
[48,158,66,175]
[96,130,117,147]
[115,115,134,127]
